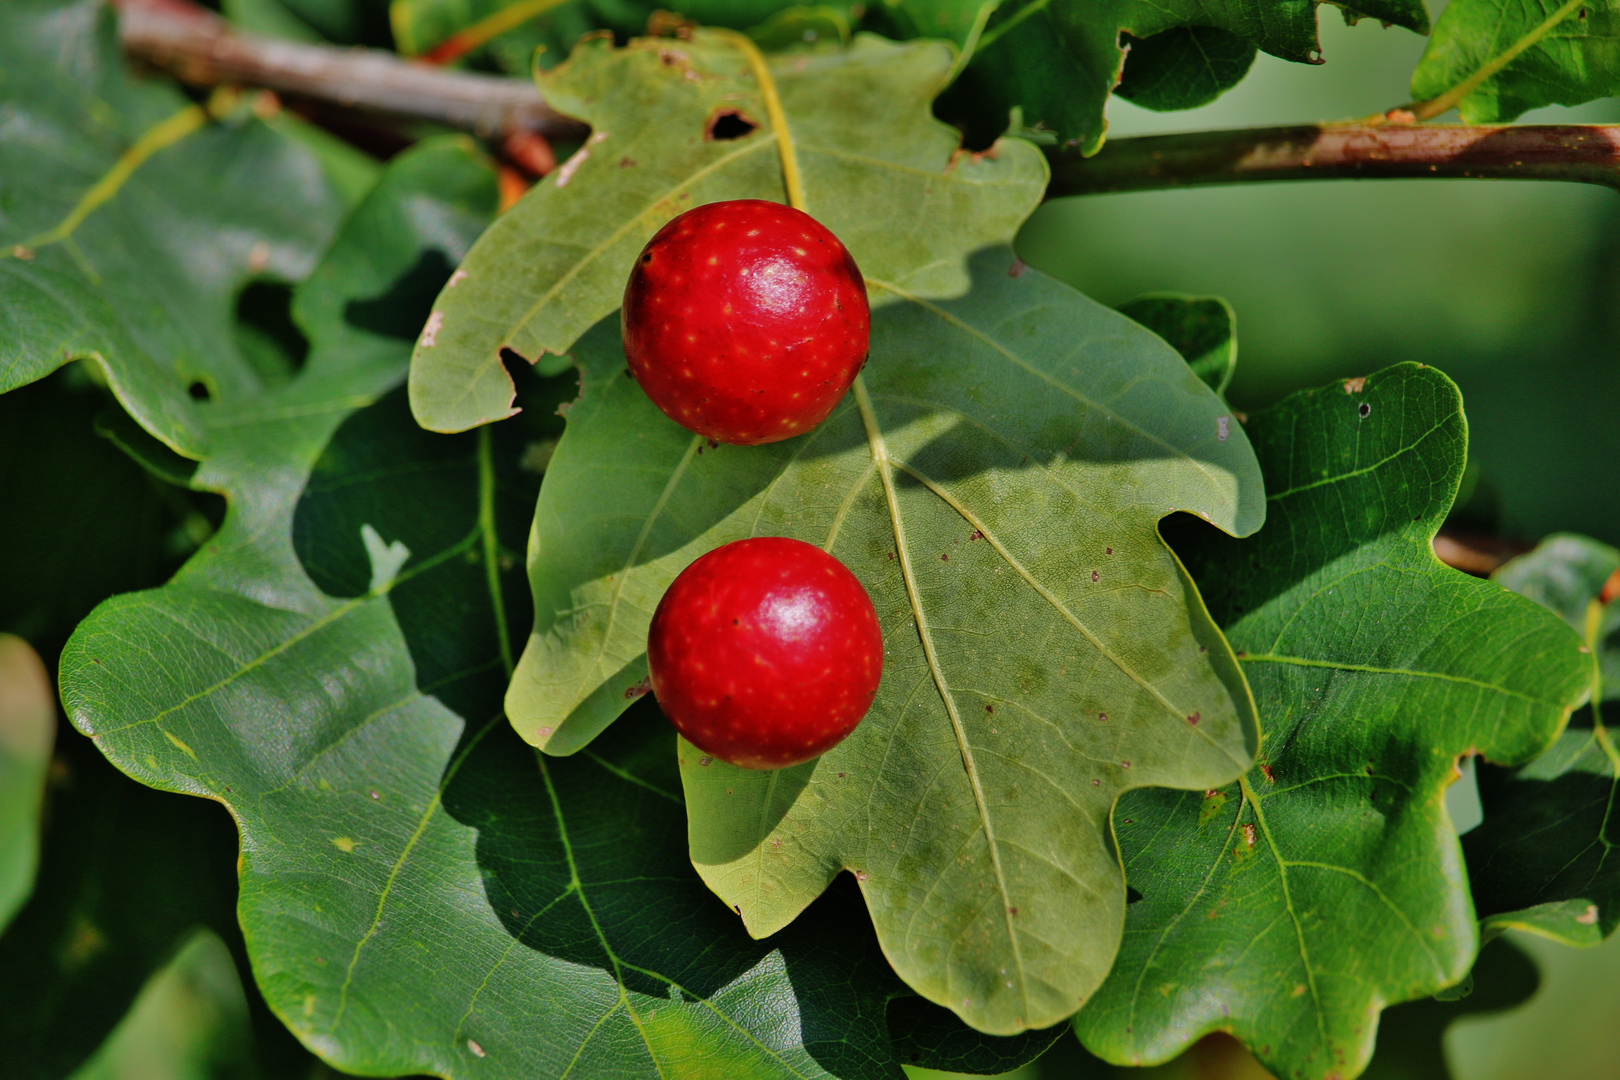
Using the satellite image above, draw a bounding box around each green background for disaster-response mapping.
[1017,11,1620,549]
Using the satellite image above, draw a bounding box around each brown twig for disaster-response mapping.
[1047,123,1620,197]
[116,0,588,140]
[1432,532,1535,577]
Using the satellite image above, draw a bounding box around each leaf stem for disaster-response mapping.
[942,0,999,87]
[975,0,1051,55]
[1046,123,1620,197]
[707,28,806,211]
[1409,0,1587,122]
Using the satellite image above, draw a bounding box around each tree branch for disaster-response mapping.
[117,0,1620,194]
[1046,123,1620,197]
[116,0,588,140]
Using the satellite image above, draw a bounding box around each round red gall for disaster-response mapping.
[622,200,870,445]
[648,537,883,770]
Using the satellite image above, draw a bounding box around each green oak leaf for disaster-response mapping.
[911,0,1429,152]
[0,636,55,934]
[511,249,1265,1036]
[53,137,1055,1080]
[1410,0,1620,123]
[1072,364,1595,1080]
[406,30,1046,432]
[1113,26,1258,113]
[0,0,347,458]
[1463,534,1620,946]
[1115,295,1236,397]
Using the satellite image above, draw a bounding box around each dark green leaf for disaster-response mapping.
[1114,26,1257,113]
[1410,0,1620,123]
[1463,534,1620,946]
[1115,295,1236,396]
[406,31,1047,433]
[0,0,347,457]
[1073,364,1595,1080]
[927,0,1429,152]
[0,636,54,933]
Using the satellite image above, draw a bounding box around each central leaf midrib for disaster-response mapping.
[852,377,1029,1019]
[890,457,1240,768]
[1239,776,1329,1050]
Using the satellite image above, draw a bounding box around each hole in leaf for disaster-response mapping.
[705,109,759,141]
[234,280,309,387]
[187,380,212,401]
[1126,886,1144,904]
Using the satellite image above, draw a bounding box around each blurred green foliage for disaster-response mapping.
[1017,13,1620,547]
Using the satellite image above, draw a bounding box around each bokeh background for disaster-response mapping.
[1016,13,1620,550]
